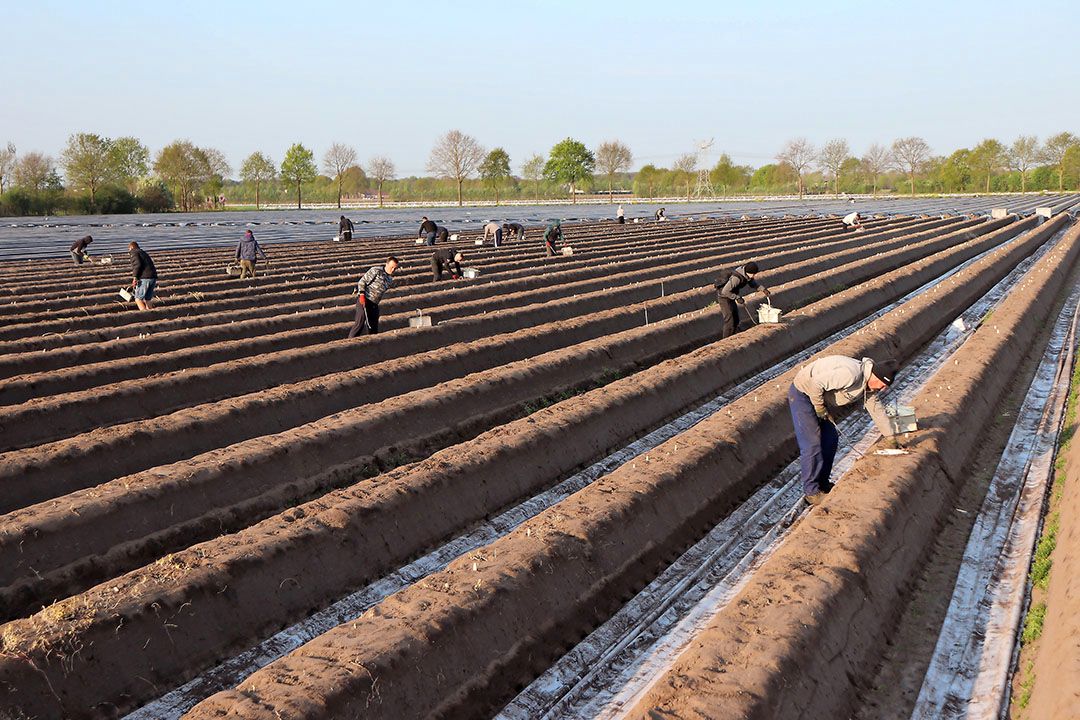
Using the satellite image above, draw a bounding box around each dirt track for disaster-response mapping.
[0,211,1072,720]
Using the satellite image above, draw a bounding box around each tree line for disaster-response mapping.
[1,130,1078,216]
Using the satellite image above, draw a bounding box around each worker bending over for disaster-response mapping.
[235,229,268,279]
[544,220,563,256]
[339,215,355,241]
[70,235,93,264]
[504,222,526,241]
[431,247,464,282]
[483,221,503,247]
[419,217,438,245]
[348,256,399,338]
[714,262,771,339]
[842,211,864,231]
[436,225,451,243]
[789,356,898,504]
[655,207,667,221]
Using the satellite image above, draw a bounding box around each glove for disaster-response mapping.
[358,294,366,306]
[762,288,772,299]
[736,296,747,306]
[451,274,460,280]
[816,407,835,424]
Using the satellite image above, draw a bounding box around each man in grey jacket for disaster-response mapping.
[348,256,399,338]
[789,356,898,504]
[715,262,771,339]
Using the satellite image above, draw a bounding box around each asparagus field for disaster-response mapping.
[1,206,1078,719]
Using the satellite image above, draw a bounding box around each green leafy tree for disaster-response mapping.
[937,149,973,192]
[709,154,751,194]
[154,140,211,211]
[1041,132,1079,192]
[595,140,633,201]
[969,139,1005,193]
[61,133,113,206]
[108,137,149,192]
[280,143,318,209]
[634,164,660,197]
[240,151,276,209]
[479,147,511,204]
[521,154,545,202]
[544,137,594,203]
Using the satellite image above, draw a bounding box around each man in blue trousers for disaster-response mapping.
[789,356,898,505]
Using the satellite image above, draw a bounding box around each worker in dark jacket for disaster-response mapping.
[128,241,158,311]
[504,222,526,241]
[348,256,400,338]
[235,230,268,279]
[436,225,451,243]
[655,207,667,221]
[419,217,438,246]
[431,248,464,282]
[70,235,93,265]
[543,220,563,256]
[790,356,897,504]
[339,215,355,241]
[715,262,771,339]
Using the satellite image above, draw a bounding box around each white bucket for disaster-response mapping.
[887,405,918,434]
[450,234,459,241]
[98,256,113,265]
[757,304,782,323]
[415,238,425,245]
[462,267,480,279]
[119,287,135,302]
[474,239,485,246]
[561,246,574,256]
[333,234,341,242]
[408,310,432,328]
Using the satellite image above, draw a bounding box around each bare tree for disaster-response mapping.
[13,152,56,191]
[240,151,276,210]
[0,142,16,194]
[595,140,633,202]
[1008,135,1040,193]
[1040,132,1077,192]
[818,139,850,195]
[776,138,816,198]
[427,129,486,206]
[891,137,931,195]
[673,153,697,201]
[521,154,545,202]
[861,143,892,195]
[367,156,395,208]
[323,142,358,208]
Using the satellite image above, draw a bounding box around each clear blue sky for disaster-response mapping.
[5,0,1075,178]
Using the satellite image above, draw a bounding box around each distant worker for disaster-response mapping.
[235,229,268,279]
[789,356,897,504]
[543,220,564,256]
[504,222,526,241]
[655,207,667,221]
[714,262,771,339]
[483,221,503,248]
[436,225,451,243]
[339,215,355,241]
[70,235,93,265]
[128,241,158,311]
[842,211,864,231]
[431,247,464,282]
[348,256,400,338]
[617,204,625,224]
[419,216,438,245]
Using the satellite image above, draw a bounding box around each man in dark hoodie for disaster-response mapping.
[714,262,771,339]
[128,241,158,310]
[419,217,438,246]
[339,215,355,241]
[70,235,93,265]
[431,247,464,282]
[235,229,268,279]
[436,225,451,243]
